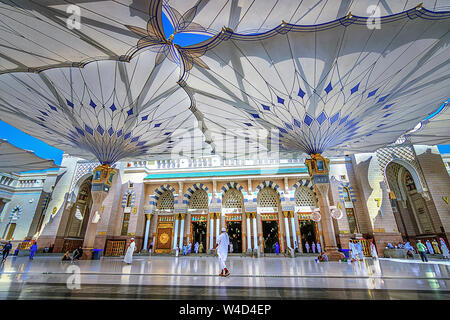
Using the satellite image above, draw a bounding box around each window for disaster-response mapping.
[157,190,174,210]
[295,187,316,207]
[346,208,357,233]
[121,213,130,236]
[189,189,208,209]
[223,188,243,208]
[342,187,351,201]
[126,194,133,207]
[405,173,416,191]
[257,187,279,207]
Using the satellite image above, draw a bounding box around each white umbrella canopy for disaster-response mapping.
[0,0,160,74]
[179,5,450,157]
[163,0,450,35]
[0,139,60,172]
[0,49,206,164]
[406,100,450,146]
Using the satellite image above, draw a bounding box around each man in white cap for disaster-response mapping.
[123,238,135,264]
[215,227,230,277]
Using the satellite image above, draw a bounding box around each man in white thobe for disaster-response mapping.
[194,242,199,254]
[312,242,316,253]
[123,238,136,264]
[317,242,321,253]
[215,227,230,277]
[356,241,364,260]
[349,241,358,262]
[370,241,378,259]
[426,240,434,254]
[305,242,310,253]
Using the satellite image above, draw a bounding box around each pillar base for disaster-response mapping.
[325,249,345,261]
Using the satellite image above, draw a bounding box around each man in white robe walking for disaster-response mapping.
[215,227,230,277]
[305,242,310,253]
[316,242,321,253]
[370,240,378,259]
[312,242,316,253]
[123,238,135,264]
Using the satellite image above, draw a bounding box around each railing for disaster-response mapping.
[126,157,306,170]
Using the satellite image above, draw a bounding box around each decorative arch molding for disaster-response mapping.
[220,182,245,205]
[292,179,314,191]
[121,189,136,208]
[385,159,426,194]
[69,173,93,203]
[291,179,317,203]
[255,181,280,193]
[9,205,23,221]
[337,182,356,202]
[183,183,209,205]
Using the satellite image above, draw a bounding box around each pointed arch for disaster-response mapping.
[183,183,209,205]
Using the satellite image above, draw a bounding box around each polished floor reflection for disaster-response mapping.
[0,255,448,299]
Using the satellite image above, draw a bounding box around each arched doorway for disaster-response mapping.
[295,186,319,253]
[155,190,175,253]
[189,189,208,251]
[222,188,244,253]
[63,177,92,252]
[386,161,435,241]
[257,187,280,253]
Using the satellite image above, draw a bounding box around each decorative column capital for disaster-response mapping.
[251,212,257,219]
[215,212,221,219]
[314,183,330,197]
[245,212,251,219]
[145,213,152,220]
[179,213,185,220]
[209,212,215,219]
[282,211,289,218]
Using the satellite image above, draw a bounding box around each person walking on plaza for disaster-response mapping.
[312,242,316,253]
[2,241,12,262]
[349,241,358,262]
[199,242,204,253]
[275,242,280,255]
[123,238,135,264]
[316,242,321,254]
[188,242,192,254]
[305,242,310,253]
[440,238,449,259]
[183,244,187,256]
[215,227,230,277]
[417,240,428,262]
[194,242,199,254]
[425,240,434,255]
[29,242,38,260]
[370,240,378,259]
[431,239,441,255]
[355,241,364,260]
[62,251,71,261]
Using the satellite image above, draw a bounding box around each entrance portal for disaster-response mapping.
[192,221,207,252]
[262,220,279,253]
[226,221,242,253]
[300,220,317,252]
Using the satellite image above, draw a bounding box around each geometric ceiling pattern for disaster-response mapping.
[0,51,202,164]
[0,1,449,164]
[181,6,450,156]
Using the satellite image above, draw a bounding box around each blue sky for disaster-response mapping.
[0,15,448,168]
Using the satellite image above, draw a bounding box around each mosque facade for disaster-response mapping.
[1,143,449,258]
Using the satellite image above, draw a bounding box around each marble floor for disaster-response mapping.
[0,255,449,299]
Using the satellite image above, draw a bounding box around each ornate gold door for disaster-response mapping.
[155,227,172,253]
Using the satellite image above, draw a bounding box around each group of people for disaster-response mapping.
[385,238,450,262]
[177,241,205,256]
[62,246,84,262]
[1,241,39,262]
[304,241,322,254]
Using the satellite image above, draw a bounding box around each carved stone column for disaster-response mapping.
[172,213,179,251]
[178,213,185,249]
[246,212,252,253]
[142,213,152,252]
[82,164,116,259]
[306,154,344,261]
